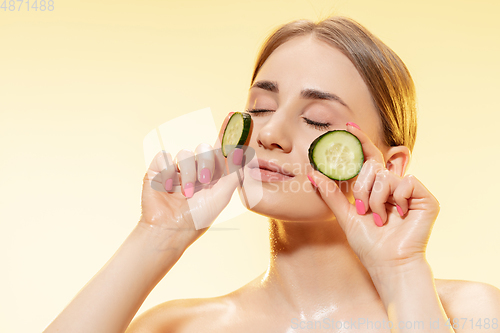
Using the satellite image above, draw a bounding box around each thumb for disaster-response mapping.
[211,147,245,210]
[309,169,352,231]
[188,147,244,230]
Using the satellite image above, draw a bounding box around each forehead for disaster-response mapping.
[253,35,376,116]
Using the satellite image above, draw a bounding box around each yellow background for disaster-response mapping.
[1,0,499,331]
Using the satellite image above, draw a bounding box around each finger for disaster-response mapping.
[352,159,385,215]
[191,146,246,230]
[195,143,215,184]
[158,150,177,192]
[368,169,401,226]
[174,149,196,198]
[226,147,244,180]
[346,122,385,165]
[393,174,440,216]
[145,150,177,192]
[308,169,352,231]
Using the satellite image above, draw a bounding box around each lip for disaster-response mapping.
[247,158,296,177]
[248,168,294,182]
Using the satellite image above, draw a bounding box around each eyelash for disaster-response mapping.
[245,109,331,130]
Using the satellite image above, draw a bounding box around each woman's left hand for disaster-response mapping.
[308,123,440,274]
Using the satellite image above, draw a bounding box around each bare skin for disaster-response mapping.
[127,278,500,332]
[126,35,500,332]
[43,33,500,333]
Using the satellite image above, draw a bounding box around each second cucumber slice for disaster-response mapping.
[221,112,252,157]
[308,130,364,181]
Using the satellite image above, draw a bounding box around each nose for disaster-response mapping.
[255,109,293,153]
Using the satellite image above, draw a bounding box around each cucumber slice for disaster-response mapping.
[221,112,252,157]
[308,130,364,181]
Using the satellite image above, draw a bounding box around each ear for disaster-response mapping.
[384,145,411,177]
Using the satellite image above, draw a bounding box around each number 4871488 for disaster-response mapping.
[1,0,54,11]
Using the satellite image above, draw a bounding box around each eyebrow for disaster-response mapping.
[250,80,350,110]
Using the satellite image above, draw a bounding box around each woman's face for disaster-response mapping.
[240,34,384,222]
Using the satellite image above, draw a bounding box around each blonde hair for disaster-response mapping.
[251,16,417,151]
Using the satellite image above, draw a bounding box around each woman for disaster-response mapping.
[43,16,500,333]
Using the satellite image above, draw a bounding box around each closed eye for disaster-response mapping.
[245,109,331,131]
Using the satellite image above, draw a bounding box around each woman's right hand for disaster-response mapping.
[138,112,246,252]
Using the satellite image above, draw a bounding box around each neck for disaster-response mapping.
[260,218,381,316]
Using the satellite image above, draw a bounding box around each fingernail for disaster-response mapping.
[233,148,243,165]
[373,213,383,227]
[165,178,173,191]
[396,204,404,217]
[200,168,211,184]
[307,174,318,188]
[346,122,361,130]
[184,182,194,198]
[355,199,366,215]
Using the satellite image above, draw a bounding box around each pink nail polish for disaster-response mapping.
[165,178,173,191]
[184,182,194,198]
[396,204,404,217]
[373,213,383,227]
[233,148,243,165]
[346,122,361,130]
[355,199,366,215]
[200,168,211,184]
[307,174,318,188]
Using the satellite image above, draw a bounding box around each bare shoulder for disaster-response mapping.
[125,278,500,332]
[125,296,234,333]
[435,278,500,331]
[125,275,266,333]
